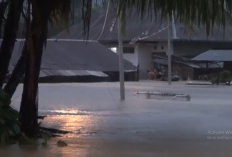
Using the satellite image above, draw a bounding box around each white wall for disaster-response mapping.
[114,44,139,66]
[137,45,153,79]
[123,50,138,66]
[153,42,168,53]
[137,42,168,79]
[105,42,169,80]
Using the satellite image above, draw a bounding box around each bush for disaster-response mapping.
[0,89,21,145]
[210,70,231,85]
[220,70,231,84]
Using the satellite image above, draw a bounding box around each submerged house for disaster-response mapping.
[55,7,232,80]
[8,39,136,83]
[192,49,232,75]
[152,53,224,80]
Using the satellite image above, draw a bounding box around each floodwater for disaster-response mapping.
[1,81,232,157]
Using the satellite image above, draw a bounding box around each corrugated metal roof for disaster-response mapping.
[153,58,168,65]
[7,40,136,72]
[192,50,232,61]
[198,62,224,68]
[55,7,232,42]
[85,70,108,77]
[153,54,223,68]
[181,62,223,68]
[38,70,108,77]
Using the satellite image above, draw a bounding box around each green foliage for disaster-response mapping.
[210,75,218,84]
[18,133,33,146]
[210,70,231,85]
[41,131,52,146]
[18,131,52,147]
[0,88,11,106]
[0,88,21,145]
[220,70,231,83]
[0,89,56,147]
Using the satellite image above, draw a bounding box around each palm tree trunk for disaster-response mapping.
[19,54,40,135]
[19,36,41,135]
[0,1,10,38]
[0,0,24,87]
[3,43,27,98]
[19,1,48,135]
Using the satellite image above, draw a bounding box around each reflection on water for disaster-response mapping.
[40,109,90,116]
[42,115,95,135]
[51,109,79,114]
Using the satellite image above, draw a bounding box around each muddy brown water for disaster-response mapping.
[1,82,232,157]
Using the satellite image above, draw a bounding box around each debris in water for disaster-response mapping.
[57,140,68,147]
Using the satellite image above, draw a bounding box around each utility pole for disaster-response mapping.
[117,10,125,100]
[71,0,75,24]
[167,14,171,85]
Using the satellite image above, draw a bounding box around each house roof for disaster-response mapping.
[7,39,136,72]
[39,70,108,77]
[191,50,232,62]
[153,53,223,68]
[55,7,232,43]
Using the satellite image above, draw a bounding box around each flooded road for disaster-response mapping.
[1,81,232,156]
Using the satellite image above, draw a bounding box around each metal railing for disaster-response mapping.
[134,91,191,101]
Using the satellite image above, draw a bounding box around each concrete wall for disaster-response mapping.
[109,44,139,66]
[137,42,167,79]
[123,52,138,66]
[137,45,152,79]
[123,45,138,66]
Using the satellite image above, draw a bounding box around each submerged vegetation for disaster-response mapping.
[211,70,232,85]
[0,88,60,146]
[0,89,20,145]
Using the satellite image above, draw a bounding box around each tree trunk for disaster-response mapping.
[0,1,10,38]
[3,43,27,98]
[0,0,24,87]
[19,1,48,135]
[19,52,39,135]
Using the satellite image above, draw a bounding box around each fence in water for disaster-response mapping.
[134,91,191,101]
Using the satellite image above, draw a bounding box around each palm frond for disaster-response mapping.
[110,0,232,37]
